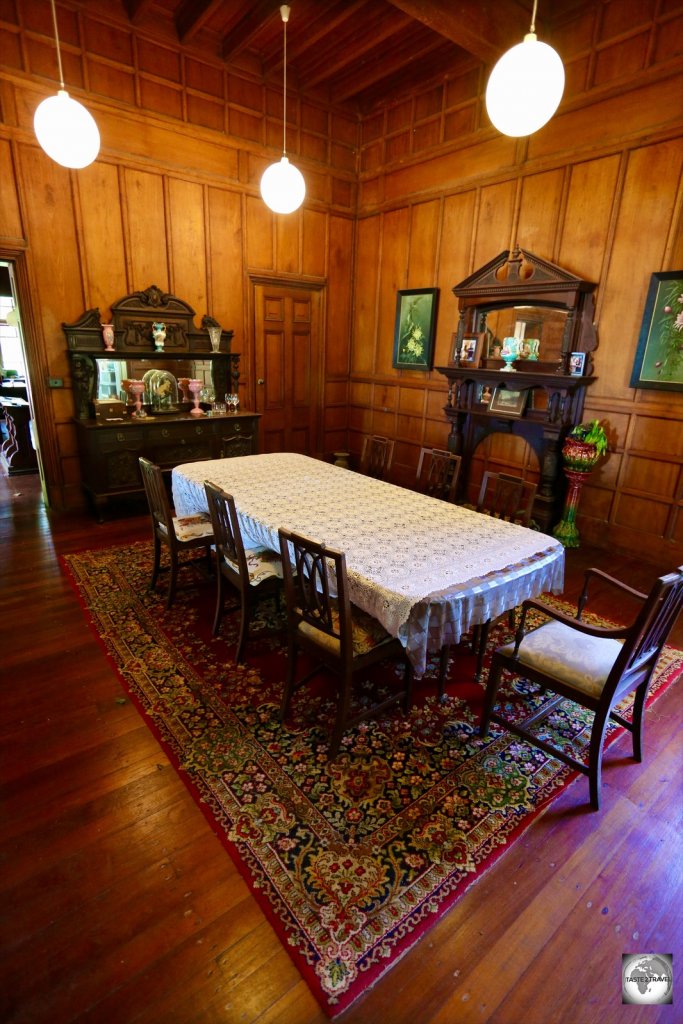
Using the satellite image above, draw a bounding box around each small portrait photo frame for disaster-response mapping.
[477,383,494,404]
[489,387,528,417]
[452,331,485,368]
[569,351,586,376]
[461,331,485,367]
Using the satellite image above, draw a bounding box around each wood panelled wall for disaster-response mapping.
[1,0,682,563]
[349,1,683,564]
[0,0,356,509]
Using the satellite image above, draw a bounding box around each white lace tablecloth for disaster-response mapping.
[172,453,565,676]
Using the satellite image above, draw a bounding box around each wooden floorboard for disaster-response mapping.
[1,472,680,1024]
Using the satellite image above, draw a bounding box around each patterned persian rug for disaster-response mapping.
[62,542,682,1017]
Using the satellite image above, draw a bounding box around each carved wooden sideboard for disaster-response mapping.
[64,285,259,519]
[437,248,598,532]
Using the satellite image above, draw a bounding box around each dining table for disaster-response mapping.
[172,452,565,677]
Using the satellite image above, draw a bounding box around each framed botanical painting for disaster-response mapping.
[489,387,528,417]
[392,288,438,370]
[630,271,683,390]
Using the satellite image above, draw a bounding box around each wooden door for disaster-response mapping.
[253,282,322,455]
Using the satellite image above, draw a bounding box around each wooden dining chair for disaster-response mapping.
[476,470,537,526]
[460,470,540,680]
[480,565,683,810]
[278,527,413,758]
[416,447,462,503]
[204,482,283,662]
[138,457,213,609]
[360,435,394,480]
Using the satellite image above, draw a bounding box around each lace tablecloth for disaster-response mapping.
[172,453,565,676]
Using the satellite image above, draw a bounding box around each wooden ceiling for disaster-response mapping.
[123,0,556,113]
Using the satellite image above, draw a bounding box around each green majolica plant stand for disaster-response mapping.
[553,438,602,547]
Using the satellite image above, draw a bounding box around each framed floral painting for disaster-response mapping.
[392,288,438,370]
[630,271,683,391]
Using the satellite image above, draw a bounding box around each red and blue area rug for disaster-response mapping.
[62,542,682,1017]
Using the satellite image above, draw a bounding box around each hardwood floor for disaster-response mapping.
[1,471,681,1024]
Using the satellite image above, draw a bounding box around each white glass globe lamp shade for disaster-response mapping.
[485,33,565,137]
[34,89,100,169]
[260,156,306,215]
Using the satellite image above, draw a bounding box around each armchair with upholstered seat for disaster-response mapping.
[139,456,213,609]
[278,527,413,757]
[480,565,683,809]
[204,481,283,663]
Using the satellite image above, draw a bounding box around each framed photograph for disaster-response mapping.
[455,331,485,368]
[569,351,586,376]
[393,288,439,370]
[477,383,494,404]
[630,271,683,390]
[489,387,528,417]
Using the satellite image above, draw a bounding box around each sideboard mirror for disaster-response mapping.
[63,285,238,420]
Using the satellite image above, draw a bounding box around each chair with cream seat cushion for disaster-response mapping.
[480,565,683,809]
[139,456,213,609]
[278,527,413,758]
[204,481,283,663]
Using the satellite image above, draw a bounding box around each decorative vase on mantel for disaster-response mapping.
[553,421,608,548]
[101,323,115,351]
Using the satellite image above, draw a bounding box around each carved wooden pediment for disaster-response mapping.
[454,248,595,305]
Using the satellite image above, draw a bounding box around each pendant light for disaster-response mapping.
[485,0,564,137]
[33,0,100,169]
[260,5,306,214]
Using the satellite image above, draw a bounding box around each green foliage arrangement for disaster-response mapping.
[567,419,608,458]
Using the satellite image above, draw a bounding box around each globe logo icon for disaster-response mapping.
[622,954,673,1005]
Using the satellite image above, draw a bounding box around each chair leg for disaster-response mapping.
[150,534,162,590]
[330,670,353,759]
[588,705,612,811]
[437,644,449,699]
[279,640,298,721]
[630,681,649,762]
[166,551,179,609]
[235,593,251,664]
[403,660,414,711]
[475,620,491,681]
[480,658,503,736]
[212,568,224,637]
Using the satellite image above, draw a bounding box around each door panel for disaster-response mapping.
[254,283,322,455]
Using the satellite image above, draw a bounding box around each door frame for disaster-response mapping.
[249,274,326,458]
[1,247,53,505]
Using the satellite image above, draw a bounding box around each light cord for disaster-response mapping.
[282,11,288,156]
[530,0,538,34]
[49,0,65,89]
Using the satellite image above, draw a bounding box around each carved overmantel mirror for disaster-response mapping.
[452,246,598,374]
[436,248,599,533]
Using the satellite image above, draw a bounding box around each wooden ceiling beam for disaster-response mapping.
[123,0,155,25]
[333,33,448,103]
[385,0,531,65]
[220,0,282,62]
[175,0,223,43]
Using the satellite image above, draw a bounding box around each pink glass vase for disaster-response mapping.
[188,379,205,416]
[127,380,146,418]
